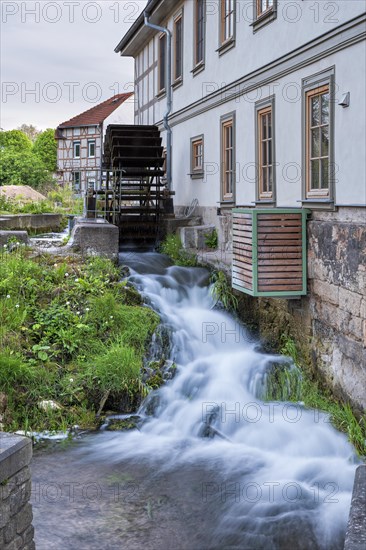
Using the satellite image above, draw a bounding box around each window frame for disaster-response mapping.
[173,10,184,87]
[88,140,96,158]
[255,96,276,204]
[73,140,81,159]
[72,171,81,191]
[302,68,335,207]
[158,32,167,94]
[190,135,204,179]
[220,112,236,203]
[218,0,236,55]
[252,0,277,33]
[193,0,206,74]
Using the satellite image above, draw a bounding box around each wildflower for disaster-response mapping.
[6,295,10,299]
[75,278,79,282]
[69,378,74,383]
[66,301,70,306]
[110,316,114,319]
[85,308,90,312]
[3,244,7,248]
[54,264,57,268]
[65,273,69,277]
[76,311,80,315]
[15,304,19,308]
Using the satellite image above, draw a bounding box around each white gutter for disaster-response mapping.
[144,8,172,190]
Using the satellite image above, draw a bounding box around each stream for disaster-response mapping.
[31,252,357,550]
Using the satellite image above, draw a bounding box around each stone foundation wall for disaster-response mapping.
[0,433,35,550]
[236,207,366,412]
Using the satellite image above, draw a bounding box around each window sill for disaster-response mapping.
[189,172,204,180]
[216,38,235,57]
[191,62,205,77]
[172,78,183,90]
[255,200,275,207]
[156,90,166,100]
[220,200,235,208]
[300,199,335,211]
[251,9,277,33]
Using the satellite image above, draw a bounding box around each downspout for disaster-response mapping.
[144,8,172,190]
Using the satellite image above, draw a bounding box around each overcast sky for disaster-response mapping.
[0,1,148,131]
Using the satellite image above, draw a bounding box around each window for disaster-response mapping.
[88,140,95,158]
[194,0,205,69]
[306,86,330,197]
[190,136,204,178]
[302,68,334,205]
[252,0,277,31]
[257,0,274,17]
[173,13,183,83]
[158,33,166,93]
[72,171,80,191]
[73,141,80,158]
[220,0,235,47]
[256,98,275,202]
[221,114,235,202]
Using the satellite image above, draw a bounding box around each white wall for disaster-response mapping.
[129,0,365,208]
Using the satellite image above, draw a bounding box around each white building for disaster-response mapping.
[115,1,365,228]
[115,2,366,410]
[55,93,134,193]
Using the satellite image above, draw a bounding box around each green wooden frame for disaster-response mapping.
[232,208,310,298]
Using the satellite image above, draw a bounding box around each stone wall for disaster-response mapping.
[0,433,35,550]
[234,207,366,412]
[68,218,119,260]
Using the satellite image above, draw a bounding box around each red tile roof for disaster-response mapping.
[57,93,133,129]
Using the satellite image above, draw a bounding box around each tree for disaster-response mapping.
[0,130,33,152]
[17,124,40,143]
[0,149,53,189]
[33,129,57,172]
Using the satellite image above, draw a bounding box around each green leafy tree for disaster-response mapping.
[17,124,40,143]
[0,130,33,152]
[0,149,53,189]
[33,129,57,172]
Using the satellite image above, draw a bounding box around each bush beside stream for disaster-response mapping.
[0,244,159,433]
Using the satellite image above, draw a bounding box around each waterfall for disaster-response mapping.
[89,252,357,550]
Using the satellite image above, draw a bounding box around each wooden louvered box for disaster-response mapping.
[232,209,309,297]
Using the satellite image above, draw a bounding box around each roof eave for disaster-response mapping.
[115,0,176,57]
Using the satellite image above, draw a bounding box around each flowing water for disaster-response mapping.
[31,252,357,550]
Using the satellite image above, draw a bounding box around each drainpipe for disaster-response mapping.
[144,8,172,190]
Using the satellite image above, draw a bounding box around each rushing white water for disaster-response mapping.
[90,252,357,550]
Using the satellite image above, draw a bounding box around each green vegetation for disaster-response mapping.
[205,228,218,249]
[33,129,58,172]
[0,245,159,433]
[0,127,57,190]
[159,234,197,266]
[0,185,83,216]
[264,336,366,458]
[210,270,238,312]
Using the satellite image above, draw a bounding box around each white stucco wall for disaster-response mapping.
[129,0,365,209]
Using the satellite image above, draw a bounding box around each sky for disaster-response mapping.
[0,1,148,131]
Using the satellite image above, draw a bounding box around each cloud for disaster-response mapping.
[1,1,147,130]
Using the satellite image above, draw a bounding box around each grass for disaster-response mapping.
[263,336,366,458]
[0,243,159,433]
[0,185,83,216]
[210,270,238,312]
[159,234,197,266]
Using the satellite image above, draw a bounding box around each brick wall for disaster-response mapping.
[0,433,35,550]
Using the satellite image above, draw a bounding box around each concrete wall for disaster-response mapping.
[0,214,63,233]
[0,433,35,550]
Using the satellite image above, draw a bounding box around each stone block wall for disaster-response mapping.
[0,433,35,550]
[235,207,365,412]
[307,209,366,412]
